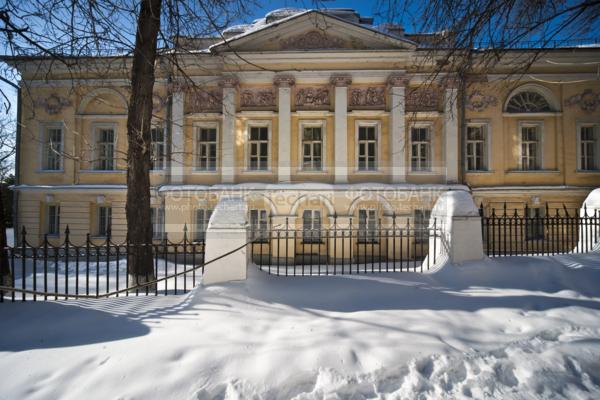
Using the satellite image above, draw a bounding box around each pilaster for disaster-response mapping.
[387,74,410,183]
[274,75,295,182]
[220,76,239,183]
[331,75,352,184]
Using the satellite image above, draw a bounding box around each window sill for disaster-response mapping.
[506,169,560,174]
[150,170,166,174]
[242,169,273,174]
[354,169,383,174]
[576,169,600,174]
[191,169,219,174]
[465,170,494,174]
[408,170,437,175]
[80,170,126,174]
[296,169,328,174]
[37,169,64,174]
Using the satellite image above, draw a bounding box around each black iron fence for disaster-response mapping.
[250,215,440,276]
[480,204,600,257]
[1,226,205,302]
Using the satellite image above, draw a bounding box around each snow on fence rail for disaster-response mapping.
[479,203,600,257]
[1,226,206,302]
[250,215,441,275]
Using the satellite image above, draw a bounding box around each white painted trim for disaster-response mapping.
[38,121,65,172]
[293,110,335,117]
[517,120,544,170]
[503,83,561,112]
[185,112,223,119]
[576,120,600,171]
[297,119,328,173]
[503,112,562,118]
[243,120,273,173]
[348,110,390,117]
[77,87,128,114]
[192,120,220,172]
[354,119,383,173]
[465,120,492,172]
[408,121,435,173]
[91,121,118,171]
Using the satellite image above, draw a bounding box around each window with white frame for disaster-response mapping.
[302,125,323,171]
[357,124,377,171]
[42,125,63,171]
[579,124,600,171]
[465,124,488,171]
[97,206,112,237]
[151,127,166,171]
[249,209,268,242]
[46,204,60,236]
[195,209,213,242]
[248,125,269,171]
[358,209,378,243]
[520,123,542,170]
[94,127,115,170]
[302,209,321,243]
[151,207,165,240]
[196,125,218,171]
[414,209,431,243]
[410,126,431,172]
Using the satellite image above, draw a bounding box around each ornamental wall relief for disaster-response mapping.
[565,89,600,112]
[466,90,498,112]
[296,87,330,108]
[405,88,440,112]
[349,87,385,108]
[280,31,344,50]
[189,89,223,113]
[35,93,71,114]
[240,88,276,108]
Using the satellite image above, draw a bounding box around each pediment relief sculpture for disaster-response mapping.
[405,88,440,112]
[280,30,345,50]
[565,89,600,112]
[466,90,498,112]
[35,93,71,114]
[349,87,385,108]
[296,87,330,108]
[189,89,223,113]
[240,88,276,108]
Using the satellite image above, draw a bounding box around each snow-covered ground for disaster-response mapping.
[1,253,600,399]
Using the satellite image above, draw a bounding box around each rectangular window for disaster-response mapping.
[151,127,166,171]
[414,209,431,243]
[43,126,63,171]
[520,124,541,170]
[580,124,600,171]
[250,209,268,242]
[151,207,165,240]
[302,126,323,171]
[358,209,378,243]
[526,207,545,240]
[47,204,60,236]
[302,209,321,243]
[248,126,269,171]
[97,206,112,237]
[411,126,431,172]
[466,124,487,171]
[357,125,377,171]
[196,126,218,171]
[195,209,213,242]
[95,128,115,170]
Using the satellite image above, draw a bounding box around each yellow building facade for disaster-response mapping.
[6,9,600,246]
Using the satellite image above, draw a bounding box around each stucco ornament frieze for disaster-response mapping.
[189,89,223,112]
[386,73,410,87]
[240,88,276,108]
[349,87,385,108]
[35,93,71,114]
[280,31,344,50]
[466,90,498,112]
[405,88,440,112]
[565,89,600,112]
[329,75,353,87]
[296,87,330,107]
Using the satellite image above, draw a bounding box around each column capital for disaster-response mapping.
[219,76,240,88]
[330,74,352,87]
[441,74,461,89]
[386,73,410,88]
[274,75,296,87]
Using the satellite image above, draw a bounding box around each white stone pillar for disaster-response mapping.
[170,91,184,183]
[274,75,295,182]
[387,74,409,183]
[331,75,352,184]
[444,79,460,183]
[220,77,239,184]
[577,188,600,252]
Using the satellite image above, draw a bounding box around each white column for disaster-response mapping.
[331,75,352,184]
[170,91,184,183]
[387,74,409,183]
[274,75,295,182]
[220,77,238,183]
[444,84,459,183]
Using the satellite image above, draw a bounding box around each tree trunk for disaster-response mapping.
[126,0,162,289]
[0,184,11,288]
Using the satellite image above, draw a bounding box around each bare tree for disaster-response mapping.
[0,115,15,287]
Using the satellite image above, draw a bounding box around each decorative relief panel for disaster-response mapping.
[296,87,330,108]
[280,31,344,50]
[189,89,223,113]
[565,89,600,112]
[466,90,498,112]
[349,87,385,108]
[35,93,71,114]
[405,88,441,112]
[240,88,276,108]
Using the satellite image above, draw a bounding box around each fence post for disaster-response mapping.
[577,188,600,252]
[427,190,484,266]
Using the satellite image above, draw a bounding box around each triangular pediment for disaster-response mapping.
[211,11,416,53]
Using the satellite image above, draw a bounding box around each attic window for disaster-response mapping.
[506,91,552,113]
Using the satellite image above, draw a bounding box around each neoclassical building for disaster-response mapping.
[5,8,600,245]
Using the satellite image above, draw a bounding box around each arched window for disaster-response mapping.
[506,91,552,113]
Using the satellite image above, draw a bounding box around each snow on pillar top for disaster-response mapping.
[431,190,480,218]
